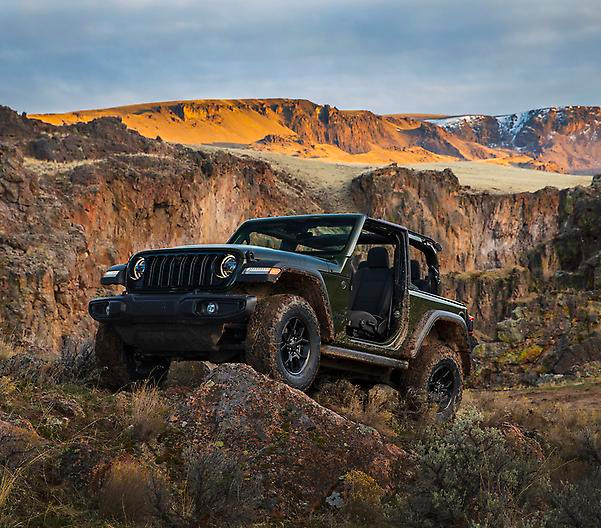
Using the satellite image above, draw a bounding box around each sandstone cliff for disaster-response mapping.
[29,99,521,167]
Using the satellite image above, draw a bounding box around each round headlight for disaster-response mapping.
[131,257,146,280]
[216,254,237,279]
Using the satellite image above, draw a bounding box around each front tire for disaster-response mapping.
[403,341,463,421]
[245,294,320,391]
[95,324,170,390]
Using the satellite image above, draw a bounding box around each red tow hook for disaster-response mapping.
[467,314,475,336]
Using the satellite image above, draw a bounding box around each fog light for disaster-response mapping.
[105,303,111,317]
[206,302,218,315]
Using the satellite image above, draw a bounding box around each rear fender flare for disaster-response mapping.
[408,310,471,375]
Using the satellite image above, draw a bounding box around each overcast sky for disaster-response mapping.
[1,0,599,115]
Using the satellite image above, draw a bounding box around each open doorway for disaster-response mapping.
[345,221,405,343]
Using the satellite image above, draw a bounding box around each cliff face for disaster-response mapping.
[431,106,601,174]
[352,167,559,273]
[0,107,320,351]
[352,165,601,281]
[29,99,508,165]
[32,99,601,173]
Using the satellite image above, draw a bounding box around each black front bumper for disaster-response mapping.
[89,292,257,355]
[89,292,256,324]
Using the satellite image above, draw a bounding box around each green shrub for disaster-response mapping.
[390,408,549,528]
[547,469,601,527]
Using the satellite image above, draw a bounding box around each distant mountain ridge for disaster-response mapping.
[30,99,601,173]
[427,106,601,174]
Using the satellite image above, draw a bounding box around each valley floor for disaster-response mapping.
[198,145,593,210]
[466,376,601,415]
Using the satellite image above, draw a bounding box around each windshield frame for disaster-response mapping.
[228,214,366,267]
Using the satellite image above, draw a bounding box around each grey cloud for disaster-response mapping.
[0,0,599,115]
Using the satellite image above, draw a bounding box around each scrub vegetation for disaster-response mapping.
[0,348,600,528]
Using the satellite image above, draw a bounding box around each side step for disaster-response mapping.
[321,345,408,370]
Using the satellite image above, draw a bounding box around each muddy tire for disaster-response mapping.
[95,324,170,390]
[245,294,320,391]
[403,340,463,421]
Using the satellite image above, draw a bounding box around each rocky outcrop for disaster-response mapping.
[473,290,601,386]
[0,107,320,351]
[173,363,406,519]
[443,267,531,338]
[352,166,560,273]
[352,165,601,279]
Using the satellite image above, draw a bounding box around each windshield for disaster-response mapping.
[229,216,359,260]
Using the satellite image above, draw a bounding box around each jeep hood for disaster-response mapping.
[137,244,339,273]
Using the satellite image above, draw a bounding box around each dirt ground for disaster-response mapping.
[466,377,601,416]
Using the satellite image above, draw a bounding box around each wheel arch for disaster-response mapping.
[271,269,334,343]
[409,310,472,376]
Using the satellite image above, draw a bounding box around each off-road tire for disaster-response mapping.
[245,294,320,391]
[403,340,463,421]
[95,324,170,390]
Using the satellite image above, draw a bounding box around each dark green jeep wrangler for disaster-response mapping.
[90,214,473,417]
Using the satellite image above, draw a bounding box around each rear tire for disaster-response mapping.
[95,324,170,390]
[245,294,320,391]
[403,340,463,421]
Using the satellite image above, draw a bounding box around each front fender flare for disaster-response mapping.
[272,269,335,342]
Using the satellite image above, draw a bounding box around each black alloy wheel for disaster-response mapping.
[427,359,460,411]
[245,294,321,391]
[279,317,311,376]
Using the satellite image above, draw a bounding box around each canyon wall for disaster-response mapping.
[2,107,600,382]
[0,108,319,352]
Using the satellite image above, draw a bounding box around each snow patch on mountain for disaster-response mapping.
[429,106,601,149]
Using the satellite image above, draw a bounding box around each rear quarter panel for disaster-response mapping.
[408,290,467,330]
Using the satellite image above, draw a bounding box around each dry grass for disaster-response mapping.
[184,448,260,527]
[0,338,16,362]
[22,157,100,176]
[467,386,601,482]
[0,467,18,513]
[402,160,591,193]
[116,383,169,440]
[98,458,168,524]
[313,380,401,435]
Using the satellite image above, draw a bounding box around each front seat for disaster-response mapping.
[348,247,394,339]
[410,259,431,292]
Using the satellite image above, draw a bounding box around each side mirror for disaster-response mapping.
[100,264,127,286]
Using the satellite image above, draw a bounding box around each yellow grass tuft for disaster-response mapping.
[117,383,169,441]
[0,338,15,362]
[98,458,168,524]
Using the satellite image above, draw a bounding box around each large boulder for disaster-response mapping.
[173,364,406,519]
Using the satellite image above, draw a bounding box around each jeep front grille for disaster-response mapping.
[128,251,238,292]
